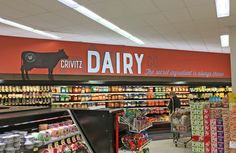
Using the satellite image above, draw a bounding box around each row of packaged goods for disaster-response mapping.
[190,101,232,153]
[189,86,232,93]
[0,93,52,99]
[51,100,189,109]
[189,94,227,101]
[0,86,51,93]
[53,86,152,93]
[52,103,98,109]
[106,101,168,108]
[1,98,52,106]
[53,93,168,102]
[230,104,236,153]
[0,85,230,94]
[52,86,189,94]
[0,120,89,153]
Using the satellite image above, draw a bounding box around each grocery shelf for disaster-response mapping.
[53,92,149,95]
[52,98,170,104]
[42,131,81,146]
[175,92,190,94]
[129,124,153,133]
[123,106,168,109]
[190,91,230,93]
[0,91,51,93]
[52,91,191,96]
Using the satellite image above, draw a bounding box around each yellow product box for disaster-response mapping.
[229,93,236,104]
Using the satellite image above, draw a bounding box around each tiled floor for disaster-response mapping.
[119,139,192,153]
[149,139,191,153]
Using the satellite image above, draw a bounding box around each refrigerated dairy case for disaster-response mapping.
[0,107,122,153]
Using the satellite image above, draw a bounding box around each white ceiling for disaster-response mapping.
[0,0,235,53]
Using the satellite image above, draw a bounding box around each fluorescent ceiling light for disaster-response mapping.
[215,0,230,18]
[220,35,229,47]
[57,0,144,45]
[0,17,60,39]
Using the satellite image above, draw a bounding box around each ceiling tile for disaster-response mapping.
[0,4,28,19]
[79,1,127,19]
[121,0,159,16]
[14,12,73,31]
[2,0,49,16]
[26,0,66,11]
[172,22,197,32]
[162,9,192,23]
[183,0,214,7]
[152,0,186,11]
[143,14,169,26]
[231,0,236,16]
[188,4,217,20]
[218,15,236,27]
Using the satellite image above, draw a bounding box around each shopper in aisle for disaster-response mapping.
[168,92,181,141]
[168,92,181,114]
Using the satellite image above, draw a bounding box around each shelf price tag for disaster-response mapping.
[54,141,60,148]
[61,139,66,145]
[66,138,71,144]
[48,143,53,150]
[72,136,76,143]
[33,147,39,152]
[76,135,81,141]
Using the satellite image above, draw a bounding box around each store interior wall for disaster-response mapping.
[230,26,236,92]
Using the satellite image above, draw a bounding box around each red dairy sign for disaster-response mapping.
[0,35,231,80]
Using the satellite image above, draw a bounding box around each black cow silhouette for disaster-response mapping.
[21,49,68,80]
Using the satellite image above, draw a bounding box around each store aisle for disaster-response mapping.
[120,139,192,153]
[149,139,191,153]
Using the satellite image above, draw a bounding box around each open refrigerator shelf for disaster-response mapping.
[0,108,94,153]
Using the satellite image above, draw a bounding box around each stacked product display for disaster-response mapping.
[191,102,211,153]
[228,93,236,153]
[190,98,231,153]
[119,109,151,152]
[0,120,91,153]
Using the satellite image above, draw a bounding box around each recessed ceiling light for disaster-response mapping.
[0,17,61,39]
[220,35,229,47]
[57,0,144,45]
[215,0,230,18]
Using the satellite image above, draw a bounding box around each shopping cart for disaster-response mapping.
[170,108,191,148]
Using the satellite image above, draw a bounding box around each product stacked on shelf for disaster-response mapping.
[189,86,232,102]
[0,119,91,153]
[190,99,231,153]
[228,93,236,152]
[51,85,190,109]
[0,86,52,106]
[119,109,152,152]
[191,102,211,153]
